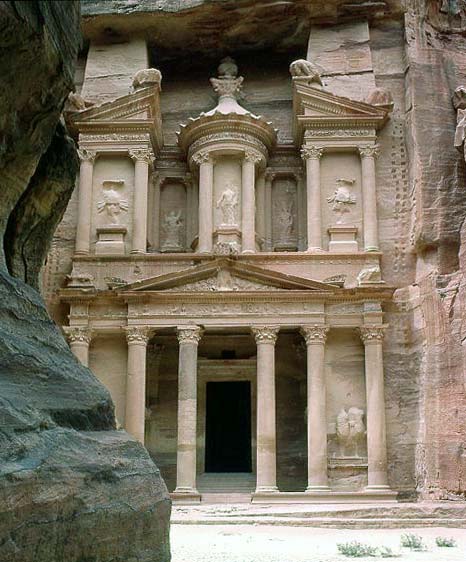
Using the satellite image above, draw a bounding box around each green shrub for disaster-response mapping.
[337,541,378,557]
[435,536,457,548]
[379,546,399,558]
[400,533,427,551]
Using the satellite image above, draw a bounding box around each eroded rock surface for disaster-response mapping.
[0,3,170,560]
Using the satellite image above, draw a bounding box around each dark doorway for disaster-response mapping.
[205,381,252,472]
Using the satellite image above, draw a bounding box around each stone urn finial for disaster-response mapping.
[210,57,243,100]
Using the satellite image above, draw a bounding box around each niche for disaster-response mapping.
[159,180,187,252]
[272,175,298,251]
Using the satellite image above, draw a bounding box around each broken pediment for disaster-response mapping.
[119,259,338,293]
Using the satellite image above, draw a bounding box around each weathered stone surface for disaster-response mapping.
[0,3,170,560]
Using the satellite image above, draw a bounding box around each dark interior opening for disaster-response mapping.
[221,349,236,359]
[205,381,252,473]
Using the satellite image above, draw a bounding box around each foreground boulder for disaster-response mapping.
[0,3,170,561]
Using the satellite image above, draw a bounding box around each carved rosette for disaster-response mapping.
[64,326,92,345]
[300,146,323,160]
[359,325,386,344]
[77,148,97,163]
[244,149,262,164]
[192,151,212,166]
[129,148,153,165]
[125,326,151,345]
[176,326,203,345]
[358,145,380,159]
[300,325,329,345]
[251,325,280,344]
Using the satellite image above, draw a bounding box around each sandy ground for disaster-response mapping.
[171,525,466,562]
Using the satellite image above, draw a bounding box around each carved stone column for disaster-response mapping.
[252,325,280,494]
[152,173,162,252]
[64,326,92,367]
[255,173,265,249]
[185,174,193,249]
[359,146,380,252]
[75,149,97,255]
[296,171,306,251]
[129,149,152,254]
[242,150,261,254]
[301,146,323,251]
[264,171,274,251]
[359,325,389,489]
[125,326,151,443]
[194,151,214,253]
[301,325,330,492]
[174,326,203,496]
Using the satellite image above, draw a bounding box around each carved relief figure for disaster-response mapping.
[453,86,466,154]
[336,407,366,457]
[289,59,323,86]
[162,210,184,249]
[216,185,238,226]
[327,178,356,224]
[97,180,128,225]
[357,265,382,285]
[276,198,295,238]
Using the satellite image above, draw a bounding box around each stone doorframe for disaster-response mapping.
[197,358,257,475]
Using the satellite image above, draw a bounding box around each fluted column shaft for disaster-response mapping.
[252,326,279,493]
[360,325,389,489]
[301,326,330,491]
[194,152,214,253]
[301,146,323,251]
[242,151,261,254]
[130,149,152,254]
[359,146,380,252]
[65,327,92,367]
[152,173,162,251]
[264,171,274,251]
[175,326,202,494]
[75,149,96,255]
[125,326,151,443]
[256,173,265,249]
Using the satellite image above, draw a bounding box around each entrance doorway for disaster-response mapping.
[205,381,252,472]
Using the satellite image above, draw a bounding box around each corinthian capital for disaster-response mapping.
[251,325,279,344]
[64,326,92,345]
[300,146,323,160]
[192,151,212,166]
[77,148,97,163]
[177,326,203,344]
[358,145,380,159]
[300,325,329,345]
[125,326,151,344]
[359,325,386,344]
[129,148,153,164]
[244,150,262,164]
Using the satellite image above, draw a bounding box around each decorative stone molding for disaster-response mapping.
[304,129,373,138]
[300,325,329,345]
[64,326,92,345]
[358,145,380,159]
[251,325,280,344]
[189,133,267,161]
[129,148,153,164]
[192,151,212,165]
[244,149,262,164]
[77,148,97,163]
[176,326,203,344]
[125,326,151,344]
[359,325,386,343]
[300,146,323,160]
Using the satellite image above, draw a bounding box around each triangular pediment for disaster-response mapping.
[119,259,338,293]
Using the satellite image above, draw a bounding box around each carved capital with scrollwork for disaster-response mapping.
[359,325,386,344]
[358,145,380,159]
[192,151,212,166]
[300,325,329,345]
[251,325,280,344]
[244,149,262,164]
[64,326,93,345]
[125,326,152,344]
[77,148,97,163]
[300,146,323,160]
[177,325,203,345]
[129,148,153,165]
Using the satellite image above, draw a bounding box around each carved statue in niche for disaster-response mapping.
[97,180,128,225]
[161,210,184,250]
[216,184,238,226]
[327,178,356,224]
[274,180,297,245]
[336,407,366,458]
[453,86,466,156]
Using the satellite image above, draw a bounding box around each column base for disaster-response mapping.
[242,249,255,255]
[254,485,279,494]
[305,247,324,253]
[364,246,380,252]
[130,249,146,255]
[305,485,331,493]
[365,484,392,491]
[74,249,90,256]
[171,487,201,504]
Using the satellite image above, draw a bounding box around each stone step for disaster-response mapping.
[200,493,252,504]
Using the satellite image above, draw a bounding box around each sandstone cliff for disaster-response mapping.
[0,3,170,561]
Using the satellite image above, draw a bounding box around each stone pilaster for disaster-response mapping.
[252,325,280,494]
[264,170,275,251]
[301,146,323,251]
[75,149,97,255]
[359,325,390,489]
[255,173,266,248]
[125,326,151,443]
[359,145,380,252]
[152,172,162,252]
[129,149,152,254]
[193,151,214,253]
[64,326,92,367]
[242,150,261,254]
[301,325,330,492]
[174,326,203,496]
